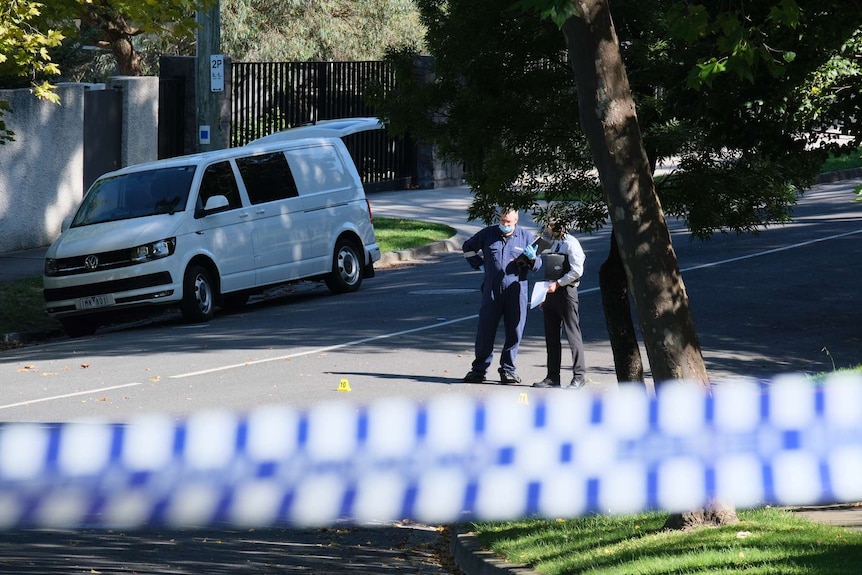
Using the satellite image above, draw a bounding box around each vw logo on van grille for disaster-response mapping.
[84,255,100,270]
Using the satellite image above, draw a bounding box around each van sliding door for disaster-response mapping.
[235,152,310,285]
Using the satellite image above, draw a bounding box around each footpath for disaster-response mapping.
[2,182,862,574]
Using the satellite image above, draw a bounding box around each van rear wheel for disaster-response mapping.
[181,264,215,322]
[325,239,363,294]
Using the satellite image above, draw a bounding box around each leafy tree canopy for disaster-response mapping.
[221,0,426,62]
[374,0,862,239]
[1,0,210,86]
[0,0,64,100]
[0,0,211,140]
[53,0,213,76]
[0,0,65,142]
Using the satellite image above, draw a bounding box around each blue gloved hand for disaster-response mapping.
[523,244,537,260]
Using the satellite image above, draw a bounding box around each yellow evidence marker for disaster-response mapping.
[337,378,352,392]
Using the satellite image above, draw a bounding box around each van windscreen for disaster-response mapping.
[72,166,196,227]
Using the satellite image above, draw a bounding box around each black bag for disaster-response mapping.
[542,252,570,281]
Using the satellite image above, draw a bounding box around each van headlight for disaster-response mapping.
[130,238,176,263]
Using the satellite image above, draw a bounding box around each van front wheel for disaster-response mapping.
[181,264,215,322]
[325,239,363,294]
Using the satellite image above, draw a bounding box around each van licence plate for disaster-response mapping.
[76,294,116,310]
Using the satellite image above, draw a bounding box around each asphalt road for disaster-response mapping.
[0,179,860,572]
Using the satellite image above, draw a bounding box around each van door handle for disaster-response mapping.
[239,212,250,218]
[256,209,266,215]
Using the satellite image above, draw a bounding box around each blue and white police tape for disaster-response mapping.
[1,373,861,529]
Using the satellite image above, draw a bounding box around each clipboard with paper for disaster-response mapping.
[514,234,552,266]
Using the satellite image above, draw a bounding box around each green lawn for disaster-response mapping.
[820,147,862,173]
[0,275,59,336]
[373,216,455,253]
[472,507,862,574]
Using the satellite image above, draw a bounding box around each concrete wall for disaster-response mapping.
[0,84,86,252]
[0,78,159,253]
[106,76,159,168]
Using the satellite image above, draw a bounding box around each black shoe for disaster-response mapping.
[462,370,485,383]
[532,378,561,388]
[498,369,521,384]
[566,376,587,389]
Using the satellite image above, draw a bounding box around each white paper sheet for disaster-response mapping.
[530,280,550,309]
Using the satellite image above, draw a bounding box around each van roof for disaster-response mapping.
[102,117,385,177]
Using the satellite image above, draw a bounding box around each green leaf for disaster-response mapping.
[770,0,802,28]
[667,4,709,43]
[510,0,579,28]
[696,58,727,86]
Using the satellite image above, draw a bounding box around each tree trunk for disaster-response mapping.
[663,502,740,531]
[599,231,644,383]
[107,33,142,76]
[561,0,709,388]
[80,9,143,77]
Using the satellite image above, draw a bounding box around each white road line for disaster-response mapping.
[678,229,862,273]
[0,382,145,411]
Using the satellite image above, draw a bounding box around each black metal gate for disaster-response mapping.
[83,88,121,191]
[231,61,415,191]
[158,76,186,159]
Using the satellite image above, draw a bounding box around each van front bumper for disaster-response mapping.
[44,271,181,316]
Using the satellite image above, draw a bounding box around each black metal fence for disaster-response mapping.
[231,61,415,191]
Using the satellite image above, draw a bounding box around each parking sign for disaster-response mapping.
[210,55,224,92]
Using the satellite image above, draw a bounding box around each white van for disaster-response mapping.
[43,118,383,337]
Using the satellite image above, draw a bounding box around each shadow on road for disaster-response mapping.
[0,524,457,574]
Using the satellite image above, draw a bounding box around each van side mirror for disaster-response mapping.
[61,216,73,232]
[203,195,230,212]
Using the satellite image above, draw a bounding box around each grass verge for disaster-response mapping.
[0,217,456,337]
[373,216,456,253]
[821,146,862,173]
[472,507,862,574]
[0,276,60,336]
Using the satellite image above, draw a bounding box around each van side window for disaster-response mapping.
[198,161,242,216]
[285,144,352,195]
[236,152,299,204]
